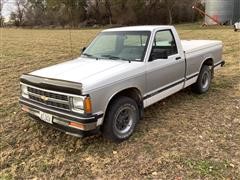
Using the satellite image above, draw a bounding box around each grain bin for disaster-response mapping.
[205,0,234,25]
[233,0,240,23]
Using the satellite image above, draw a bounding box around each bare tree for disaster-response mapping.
[0,0,5,15]
[16,0,26,25]
[104,0,112,25]
[8,0,199,27]
[10,0,26,26]
[164,0,177,24]
[0,0,6,26]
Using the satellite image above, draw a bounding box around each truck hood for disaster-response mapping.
[31,58,127,81]
[30,57,144,91]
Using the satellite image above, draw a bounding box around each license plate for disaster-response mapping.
[39,111,53,124]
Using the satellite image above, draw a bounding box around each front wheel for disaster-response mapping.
[102,96,139,142]
[192,65,212,94]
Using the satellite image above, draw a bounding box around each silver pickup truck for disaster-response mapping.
[19,26,224,142]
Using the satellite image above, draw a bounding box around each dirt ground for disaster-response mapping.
[0,24,239,179]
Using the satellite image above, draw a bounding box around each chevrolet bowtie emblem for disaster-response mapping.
[40,96,49,101]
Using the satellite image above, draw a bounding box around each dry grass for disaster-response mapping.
[0,25,240,179]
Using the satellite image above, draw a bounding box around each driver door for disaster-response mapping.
[145,30,185,105]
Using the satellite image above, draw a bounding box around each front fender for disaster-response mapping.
[86,75,145,122]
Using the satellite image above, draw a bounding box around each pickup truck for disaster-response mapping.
[19,26,224,142]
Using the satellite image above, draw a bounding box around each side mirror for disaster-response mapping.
[149,48,168,61]
[81,47,86,54]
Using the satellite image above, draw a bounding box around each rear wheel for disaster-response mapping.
[192,65,211,94]
[102,96,139,142]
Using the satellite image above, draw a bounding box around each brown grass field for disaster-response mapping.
[0,24,240,179]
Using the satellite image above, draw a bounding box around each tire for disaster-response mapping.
[102,96,139,142]
[192,65,211,94]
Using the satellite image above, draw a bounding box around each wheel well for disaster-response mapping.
[202,58,214,78]
[105,88,144,120]
[203,58,213,67]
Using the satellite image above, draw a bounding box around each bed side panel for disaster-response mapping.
[185,44,223,78]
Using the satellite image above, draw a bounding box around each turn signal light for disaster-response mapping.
[69,122,84,130]
[84,96,92,114]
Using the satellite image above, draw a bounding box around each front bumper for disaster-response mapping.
[19,98,103,137]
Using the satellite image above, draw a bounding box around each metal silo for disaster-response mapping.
[233,0,240,23]
[205,0,234,25]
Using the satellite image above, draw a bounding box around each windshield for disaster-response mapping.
[82,31,151,61]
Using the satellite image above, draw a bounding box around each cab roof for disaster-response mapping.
[102,25,174,32]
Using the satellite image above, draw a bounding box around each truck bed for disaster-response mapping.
[181,40,222,54]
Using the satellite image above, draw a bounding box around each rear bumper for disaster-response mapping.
[19,98,103,137]
[214,60,225,70]
[220,60,225,67]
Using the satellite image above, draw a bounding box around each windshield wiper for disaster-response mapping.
[82,53,99,60]
[101,55,132,62]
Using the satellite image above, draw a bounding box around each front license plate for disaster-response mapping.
[39,111,53,124]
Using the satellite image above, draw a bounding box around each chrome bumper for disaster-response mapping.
[20,98,103,137]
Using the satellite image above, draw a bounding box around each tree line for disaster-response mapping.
[2,0,203,27]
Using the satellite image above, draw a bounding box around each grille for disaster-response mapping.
[27,87,70,110]
[28,87,68,101]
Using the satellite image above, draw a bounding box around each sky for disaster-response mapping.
[2,0,16,20]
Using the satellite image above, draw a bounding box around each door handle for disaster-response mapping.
[175,57,181,60]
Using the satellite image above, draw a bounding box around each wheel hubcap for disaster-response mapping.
[202,72,209,89]
[115,107,133,134]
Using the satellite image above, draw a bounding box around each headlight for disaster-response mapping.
[21,84,29,98]
[71,96,92,114]
[72,97,84,110]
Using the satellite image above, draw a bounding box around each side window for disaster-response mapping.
[151,30,178,60]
